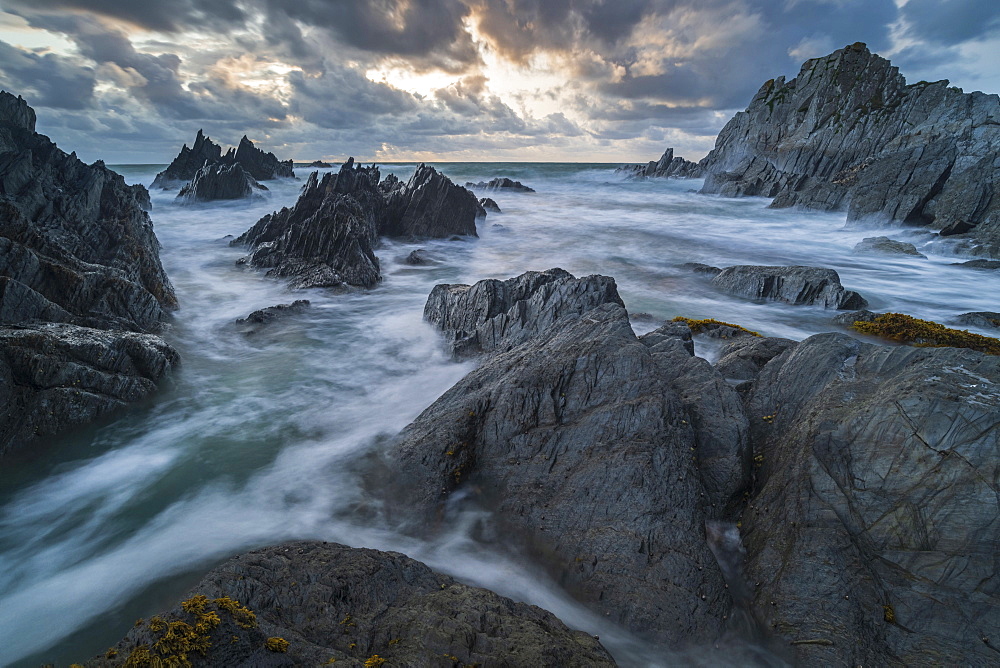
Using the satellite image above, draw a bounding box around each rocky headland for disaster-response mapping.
[465,177,536,192]
[0,91,178,458]
[616,147,703,179]
[232,159,482,289]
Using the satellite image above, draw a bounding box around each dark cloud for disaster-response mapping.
[901,0,1000,45]
[0,41,95,109]
[4,0,245,33]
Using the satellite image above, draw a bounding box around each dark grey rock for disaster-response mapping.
[465,177,535,192]
[696,42,1000,257]
[852,236,925,257]
[86,541,615,667]
[233,165,382,290]
[151,129,223,187]
[681,262,723,276]
[953,311,1000,329]
[951,259,1000,270]
[232,135,294,181]
[714,336,798,382]
[386,164,482,239]
[306,160,331,168]
[0,91,178,457]
[177,162,266,202]
[743,332,1000,666]
[401,249,439,266]
[235,300,310,334]
[711,265,868,309]
[423,268,624,357]
[939,220,975,236]
[479,196,501,212]
[638,321,694,355]
[0,323,178,457]
[616,148,704,180]
[832,309,880,326]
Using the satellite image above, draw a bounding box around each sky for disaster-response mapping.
[0,0,998,164]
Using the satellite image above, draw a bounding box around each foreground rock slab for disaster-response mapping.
[711,265,867,309]
[87,541,616,667]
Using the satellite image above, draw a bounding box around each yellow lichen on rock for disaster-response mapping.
[265,637,290,652]
[852,313,1000,354]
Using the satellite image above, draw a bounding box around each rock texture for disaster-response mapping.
[152,130,294,192]
[710,265,868,309]
[743,333,1000,666]
[0,91,178,457]
[479,196,501,213]
[713,336,797,382]
[693,42,1000,257]
[386,269,755,646]
[234,160,480,289]
[616,148,704,179]
[953,311,1000,329]
[465,177,536,192]
[177,162,266,202]
[235,300,310,334]
[852,236,925,257]
[87,541,615,667]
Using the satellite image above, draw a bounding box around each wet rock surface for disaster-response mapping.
[465,177,536,192]
[177,162,266,202]
[479,196,501,212]
[0,91,178,457]
[711,265,868,309]
[236,300,311,334]
[852,236,925,257]
[953,311,1000,329]
[743,333,1000,666]
[87,541,616,668]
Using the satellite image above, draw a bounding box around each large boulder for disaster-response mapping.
[695,43,1000,257]
[710,265,868,309]
[852,236,925,257]
[616,148,704,179]
[232,165,382,290]
[385,270,754,646]
[0,91,178,457]
[386,164,482,239]
[85,541,616,667]
[742,333,1000,665]
[177,162,266,202]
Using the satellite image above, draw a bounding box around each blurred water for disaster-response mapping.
[1,162,997,667]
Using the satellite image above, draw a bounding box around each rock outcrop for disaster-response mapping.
[617,148,704,179]
[852,236,925,257]
[177,162,266,203]
[0,91,178,457]
[953,311,1000,329]
[710,265,868,309]
[386,269,755,646]
[86,541,615,667]
[234,160,480,289]
[306,160,331,168]
[465,177,536,192]
[235,300,310,334]
[693,42,1000,257]
[152,130,294,192]
[743,333,1000,665]
[479,196,501,212]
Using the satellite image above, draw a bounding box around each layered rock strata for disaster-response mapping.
[710,265,867,309]
[152,131,294,192]
[87,541,615,667]
[0,91,178,457]
[177,162,266,203]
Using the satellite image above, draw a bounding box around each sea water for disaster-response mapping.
[1,163,997,667]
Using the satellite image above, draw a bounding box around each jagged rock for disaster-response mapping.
[953,311,1000,329]
[232,163,382,290]
[852,236,925,257]
[711,265,868,309]
[0,92,178,456]
[385,270,755,646]
[743,332,1000,665]
[401,249,439,266]
[153,131,293,189]
[832,309,880,326]
[423,268,624,357]
[952,259,1000,270]
[85,541,616,668]
[231,135,294,181]
[306,160,332,168]
[479,197,501,213]
[681,263,723,276]
[235,300,310,334]
[638,320,694,354]
[0,323,178,457]
[465,177,536,192]
[714,337,797,382]
[696,43,1000,257]
[386,165,482,239]
[151,129,223,187]
[177,162,266,202]
[616,148,704,180]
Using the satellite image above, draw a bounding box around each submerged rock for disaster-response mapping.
[711,265,868,309]
[401,249,439,266]
[952,259,1000,270]
[177,162,266,202]
[87,541,616,667]
[0,91,178,457]
[743,333,1000,665]
[695,42,1000,257]
[235,300,310,334]
[617,148,704,180]
[953,311,1000,329]
[465,177,536,192]
[852,236,925,257]
[479,196,501,212]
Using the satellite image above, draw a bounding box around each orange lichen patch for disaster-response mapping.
[852,313,1000,355]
